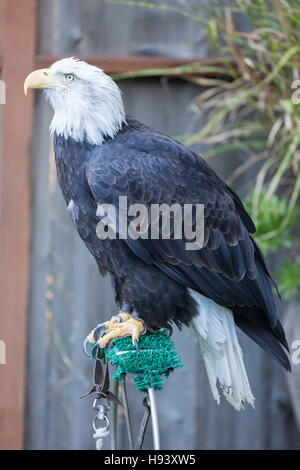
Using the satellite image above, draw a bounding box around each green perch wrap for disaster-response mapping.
[104,330,183,392]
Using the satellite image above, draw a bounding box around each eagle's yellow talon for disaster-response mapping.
[92,312,146,348]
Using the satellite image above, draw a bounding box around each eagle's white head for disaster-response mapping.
[24,57,126,145]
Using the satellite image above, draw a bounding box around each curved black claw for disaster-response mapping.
[165,324,173,337]
[91,342,101,359]
[134,339,140,353]
[83,337,91,358]
[83,337,101,359]
[93,324,106,342]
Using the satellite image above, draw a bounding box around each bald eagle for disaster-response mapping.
[24,57,290,410]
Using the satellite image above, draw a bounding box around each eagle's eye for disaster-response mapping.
[65,73,75,82]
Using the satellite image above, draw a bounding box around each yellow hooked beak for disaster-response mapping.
[24,68,67,95]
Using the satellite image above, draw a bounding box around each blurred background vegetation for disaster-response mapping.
[109,0,300,301]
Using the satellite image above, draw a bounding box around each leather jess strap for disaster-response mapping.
[81,349,123,406]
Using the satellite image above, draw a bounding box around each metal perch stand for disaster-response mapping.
[148,387,160,450]
[110,378,160,450]
[83,329,182,450]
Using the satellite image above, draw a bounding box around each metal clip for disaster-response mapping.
[92,398,110,450]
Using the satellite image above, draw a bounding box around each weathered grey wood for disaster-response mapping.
[26,0,300,450]
[38,0,205,59]
[283,300,300,433]
[25,95,53,450]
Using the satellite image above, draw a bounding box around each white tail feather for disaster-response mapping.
[189,290,255,411]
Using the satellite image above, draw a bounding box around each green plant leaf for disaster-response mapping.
[244,191,299,255]
[277,260,300,300]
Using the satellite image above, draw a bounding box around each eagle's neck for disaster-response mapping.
[47,88,126,146]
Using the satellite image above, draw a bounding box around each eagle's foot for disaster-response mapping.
[87,312,146,351]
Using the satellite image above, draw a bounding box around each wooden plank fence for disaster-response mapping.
[0,0,299,449]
